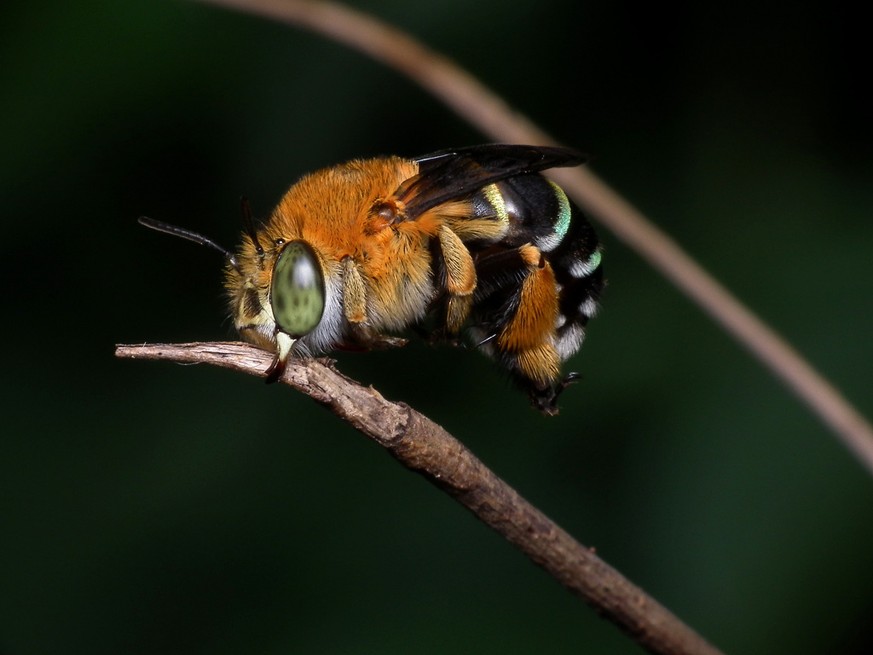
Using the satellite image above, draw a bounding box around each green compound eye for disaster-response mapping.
[270,241,325,337]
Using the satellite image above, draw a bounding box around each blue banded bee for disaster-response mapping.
[140,145,603,415]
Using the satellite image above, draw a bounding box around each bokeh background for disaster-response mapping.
[2,1,872,653]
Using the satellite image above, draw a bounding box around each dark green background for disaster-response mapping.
[2,1,871,653]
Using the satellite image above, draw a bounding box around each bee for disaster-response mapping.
[140,144,603,415]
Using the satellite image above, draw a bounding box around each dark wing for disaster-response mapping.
[395,144,585,219]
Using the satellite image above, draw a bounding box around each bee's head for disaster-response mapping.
[237,197,326,384]
[238,198,324,341]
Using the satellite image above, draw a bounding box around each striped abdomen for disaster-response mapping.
[462,174,604,412]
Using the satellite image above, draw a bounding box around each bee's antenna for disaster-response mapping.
[138,216,239,272]
[240,197,264,257]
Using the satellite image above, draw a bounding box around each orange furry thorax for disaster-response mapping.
[268,157,420,262]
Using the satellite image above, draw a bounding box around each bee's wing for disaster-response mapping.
[397,144,585,219]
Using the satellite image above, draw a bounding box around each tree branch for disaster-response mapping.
[115,341,724,655]
[190,0,873,475]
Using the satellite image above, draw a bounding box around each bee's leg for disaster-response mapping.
[490,244,569,415]
[340,257,408,350]
[436,225,477,334]
[529,372,580,416]
[341,256,367,324]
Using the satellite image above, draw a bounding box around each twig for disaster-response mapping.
[115,341,724,655]
[190,0,873,475]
